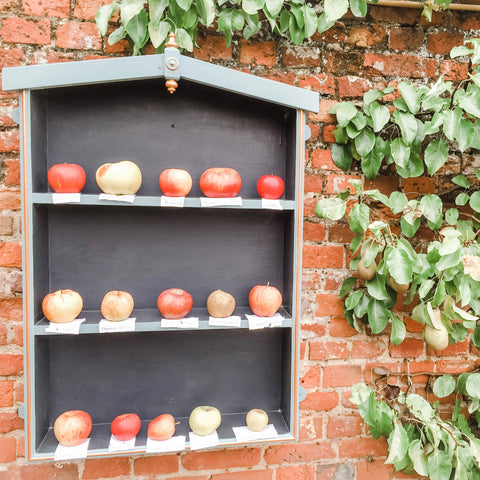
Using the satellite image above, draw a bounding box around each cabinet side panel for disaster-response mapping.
[34,337,51,450]
[30,92,48,193]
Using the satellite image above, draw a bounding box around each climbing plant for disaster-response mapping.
[315,39,480,349]
[95,0,452,55]
[351,369,480,479]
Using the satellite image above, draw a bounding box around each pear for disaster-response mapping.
[387,275,410,295]
[358,257,377,281]
[424,324,449,351]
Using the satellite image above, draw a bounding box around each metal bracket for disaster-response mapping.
[298,385,307,402]
[163,33,181,94]
[18,402,25,420]
[11,107,20,125]
[304,125,311,141]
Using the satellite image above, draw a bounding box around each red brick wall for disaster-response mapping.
[0,3,479,479]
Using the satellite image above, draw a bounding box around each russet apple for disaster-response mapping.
[157,288,193,319]
[248,284,282,317]
[101,290,134,321]
[54,410,92,446]
[188,405,221,436]
[246,408,269,432]
[159,168,193,197]
[111,413,141,441]
[42,289,83,323]
[148,414,176,441]
[95,160,142,195]
[207,290,235,318]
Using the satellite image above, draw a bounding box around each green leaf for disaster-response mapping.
[398,82,423,114]
[339,277,356,298]
[390,138,410,169]
[314,197,346,221]
[231,11,244,30]
[466,373,480,398]
[400,216,420,238]
[389,192,408,215]
[302,5,317,37]
[360,137,384,180]
[149,0,168,22]
[386,422,409,465]
[265,0,282,16]
[427,449,452,480]
[197,0,215,25]
[244,12,261,39]
[331,144,353,171]
[364,189,390,205]
[456,192,470,206]
[457,87,480,118]
[393,110,417,145]
[433,375,456,398]
[324,0,348,23]
[366,275,390,301]
[349,0,367,16]
[350,234,363,254]
[363,89,383,110]
[456,118,475,153]
[406,393,435,422]
[316,13,335,33]
[107,25,126,45]
[470,191,480,213]
[390,314,406,346]
[95,0,120,35]
[418,279,434,299]
[473,325,480,349]
[424,139,448,175]
[120,0,145,25]
[175,0,193,10]
[176,26,193,51]
[349,203,370,234]
[148,19,170,47]
[452,175,472,188]
[385,247,413,285]
[367,298,389,334]
[369,101,390,133]
[408,440,428,477]
[442,108,462,141]
[336,102,358,127]
[420,194,443,224]
[242,0,265,14]
[451,45,472,58]
[345,289,363,310]
[355,128,375,157]
[125,10,149,51]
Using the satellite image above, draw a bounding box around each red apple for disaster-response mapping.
[199,167,241,198]
[159,168,193,197]
[101,291,134,322]
[157,288,193,319]
[42,289,83,323]
[111,413,141,441]
[48,163,86,193]
[256,175,285,200]
[54,410,92,447]
[249,284,282,317]
[148,414,176,441]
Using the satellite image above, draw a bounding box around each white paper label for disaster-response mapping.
[52,193,81,204]
[54,438,90,460]
[99,317,136,333]
[45,318,86,335]
[200,197,242,207]
[161,196,185,207]
[146,435,186,453]
[246,313,284,330]
[233,424,278,442]
[208,316,242,327]
[261,199,283,210]
[161,317,199,329]
[108,435,136,452]
[99,194,135,203]
[188,431,219,450]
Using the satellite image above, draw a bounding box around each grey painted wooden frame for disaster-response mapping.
[3,51,319,462]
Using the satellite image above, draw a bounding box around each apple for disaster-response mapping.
[159,168,193,197]
[199,167,241,198]
[256,175,285,200]
[248,284,282,317]
[95,160,142,195]
[157,288,193,319]
[246,408,269,432]
[42,289,83,323]
[111,413,141,441]
[48,163,86,193]
[207,289,235,318]
[54,410,92,447]
[189,406,221,436]
[148,414,176,441]
[101,290,134,322]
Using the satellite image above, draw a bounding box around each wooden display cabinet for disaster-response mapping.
[3,42,318,461]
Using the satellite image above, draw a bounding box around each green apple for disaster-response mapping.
[188,406,221,436]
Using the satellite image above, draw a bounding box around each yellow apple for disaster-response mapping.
[96,160,142,195]
[101,291,134,321]
[188,406,221,436]
[42,289,83,323]
[246,408,269,432]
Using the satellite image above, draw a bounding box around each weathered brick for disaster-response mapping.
[310,341,349,360]
[300,391,339,411]
[240,40,277,67]
[325,174,361,195]
[193,36,232,61]
[303,245,343,269]
[428,32,464,55]
[0,437,16,463]
[328,224,356,243]
[323,125,336,143]
[402,176,436,197]
[211,471,273,480]
[0,131,19,152]
[389,27,424,51]
[0,354,23,375]
[0,413,23,433]
[82,457,131,479]
[0,242,22,267]
[134,455,178,476]
[364,53,437,78]
[264,442,335,465]
[329,317,358,337]
[1,18,51,45]
[390,338,424,358]
[74,0,114,19]
[370,6,420,24]
[347,25,385,48]
[55,21,102,50]
[327,414,363,438]
[338,437,388,458]
[298,74,335,95]
[311,149,337,170]
[23,0,70,17]
[323,365,362,387]
[182,448,261,471]
[282,46,320,67]
[0,298,22,321]
[0,216,13,235]
[303,222,326,242]
[351,340,386,358]
[338,76,372,98]
[277,465,316,480]
[4,159,20,186]
[440,60,469,81]
[316,294,344,317]
[0,463,79,480]
[0,190,20,210]
[0,381,13,407]
[437,359,475,374]
[356,459,395,480]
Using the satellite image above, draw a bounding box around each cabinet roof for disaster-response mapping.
[2,52,319,112]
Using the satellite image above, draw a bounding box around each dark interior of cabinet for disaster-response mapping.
[29,79,298,198]
[32,205,294,318]
[34,328,292,450]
